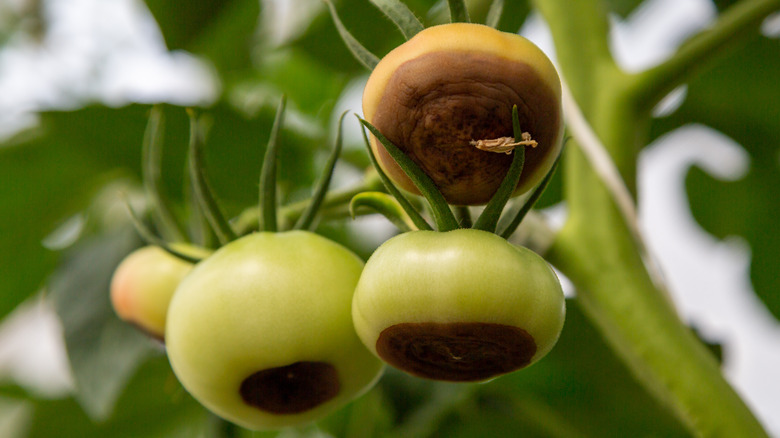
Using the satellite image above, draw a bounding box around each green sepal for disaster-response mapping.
[141,106,186,242]
[485,0,504,28]
[447,0,470,23]
[369,0,424,40]
[499,151,562,239]
[350,191,415,232]
[455,205,473,228]
[121,194,207,264]
[324,0,380,70]
[294,110,347,230]
[472,105,526,233]
[184,171,217,249]
[359,117,459,231]
[259,95,287,232]
[186,109,237,245]
[357,117,432,231]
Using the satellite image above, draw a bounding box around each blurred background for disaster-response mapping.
[1,0,778,436]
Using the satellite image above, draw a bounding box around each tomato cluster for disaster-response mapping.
[110,21,565,432]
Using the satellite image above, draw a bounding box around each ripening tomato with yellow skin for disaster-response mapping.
[352,229,565,382]
[362,23,563,206]
[165,231,384,430]
[110,245,196,341]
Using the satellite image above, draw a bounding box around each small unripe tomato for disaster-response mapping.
[352,229,565,382]
[363,23,563,205]
[110,245,194,340]
[165,231,384,430]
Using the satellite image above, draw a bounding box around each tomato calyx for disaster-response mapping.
[356,105,561,237]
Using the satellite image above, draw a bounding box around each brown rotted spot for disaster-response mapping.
[376,322,536,382]
[372,51,561,205]
[239,361,340,414]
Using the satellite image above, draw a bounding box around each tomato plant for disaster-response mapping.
[1,0,779,437]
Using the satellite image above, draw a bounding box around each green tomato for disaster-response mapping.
[165,231,384,430]
[352,229,565,382]
[110,245,194,340]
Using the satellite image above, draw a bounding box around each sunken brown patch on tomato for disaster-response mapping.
[239,361,340,414]
[371,51,561,205]
[376,322,536,381]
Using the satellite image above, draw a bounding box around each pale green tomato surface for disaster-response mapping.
[110,245,194,339]
[165,231,384,430]
[352,229,565,366]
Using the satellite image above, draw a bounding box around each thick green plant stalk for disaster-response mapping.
[532,0,774,436]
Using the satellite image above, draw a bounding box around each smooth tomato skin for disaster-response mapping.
[110,245,194,339]
[165,231,384,430]
[352,229,565,369]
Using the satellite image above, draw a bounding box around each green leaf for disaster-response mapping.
[48,226,154,421]
[369,0,425,39]
[324,0,381,70]
[250,48,350,118]
[650,36,780,320]
[604,0,644,17]
[0,105,151,321]
[142,0,261,73]
[447,0,471,22]
[485,0,504,28]
[24,356,213,438]
[292,0,436,74]
[492,0,530,33]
